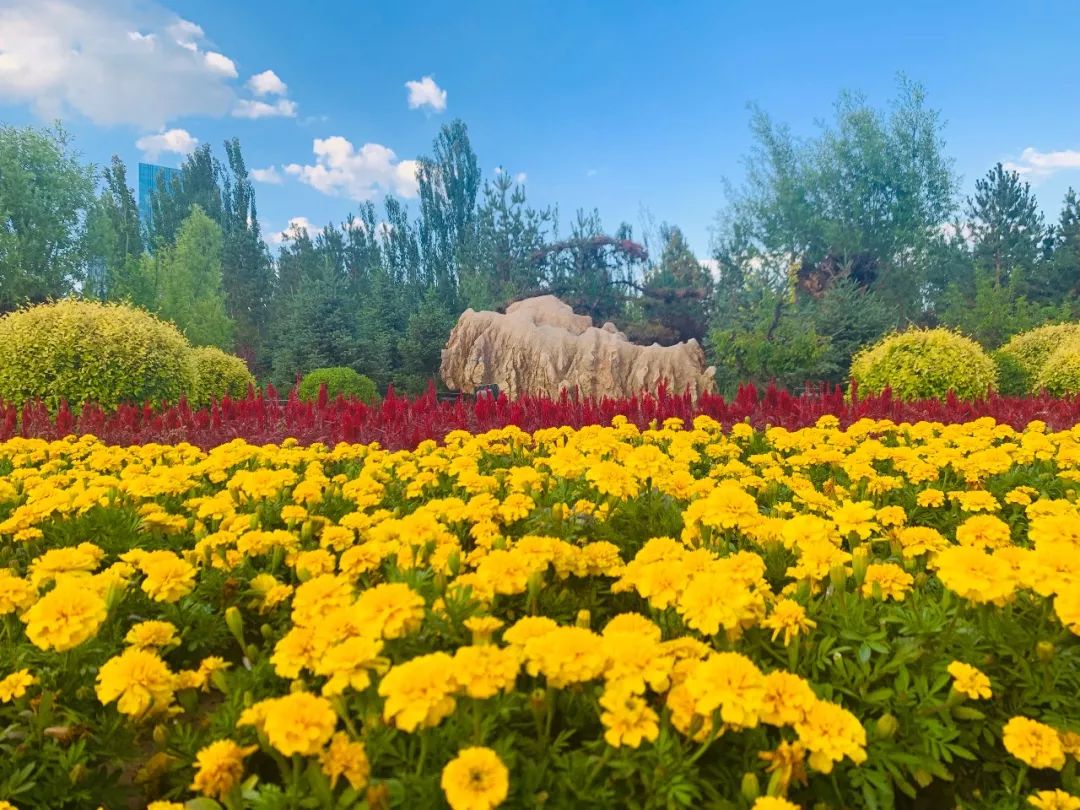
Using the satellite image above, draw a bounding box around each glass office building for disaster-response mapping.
[137,162,180,225]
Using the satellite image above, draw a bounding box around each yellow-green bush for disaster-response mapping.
[298,367,377,403]
[998,323,1080,393]
[188,346,255,407]
[849,327,997,401]
[1033,336,1080,396]
[0,299,194,411]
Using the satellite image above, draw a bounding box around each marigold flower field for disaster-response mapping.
[2,416,1080,808]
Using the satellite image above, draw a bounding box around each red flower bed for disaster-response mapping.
[3,383,1080,450]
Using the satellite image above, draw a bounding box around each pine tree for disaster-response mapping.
[640,225,712,344]
[966,163,1044,289]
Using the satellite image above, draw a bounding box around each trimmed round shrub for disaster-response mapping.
[998,323,1080,393]
[1033,336,1080,396]
[297,367,377,403]
[0,299,194,411]
[189,347,255,407]
[849,328,997,401]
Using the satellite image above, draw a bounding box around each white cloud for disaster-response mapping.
[247,69,287,97]
[699,258,719,278]
[251,166,283,184]
[268,216,315,245]
[1003,147,1080,179]
[514,172,527,184]
[0,0,242,128]
[284,136,420,200]
[135,128,199,160]
[405,75,447,112]
[204,51,237,78]
[232,98,298,119]
[586,168,598,177]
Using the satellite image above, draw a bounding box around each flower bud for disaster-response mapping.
[366,783,391,810]
[225,606,245,648]
[740,772,761,801]
[1037,641,1055,662]
[874,713,899,739]
[575,609,591,629]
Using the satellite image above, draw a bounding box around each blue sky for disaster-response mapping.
[3,0,1080,257]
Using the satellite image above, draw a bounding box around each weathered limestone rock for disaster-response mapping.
[440,295,716,399]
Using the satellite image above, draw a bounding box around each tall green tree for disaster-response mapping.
[966,162,1044,291]
[715,77,957,321]
[148,144,223,246]
[220,139,274,369]
[416,119,481,304]
[638,225,713,344]
[0,124,96,310]
[85,155,149,304]
[458,172,551,310]
[155,206,234,349]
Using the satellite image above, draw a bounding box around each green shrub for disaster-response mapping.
[0,298,194,411]
[991,350,1028,397]
[849,327,997,401]
[189,347,255,407]
[297,367,377,403]
[1033,337,1080,396]
[998,323,1080,393]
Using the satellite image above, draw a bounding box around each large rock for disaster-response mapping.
[440,295,716,399]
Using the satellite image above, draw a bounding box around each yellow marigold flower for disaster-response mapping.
[1004,716,1066,770]
[464,615,505,644]
[96,649,175,718]
[947,661,992,700]
[353,582,425,639]
[28,542,104,587]
[453,645,520,699]
[762,599,815,646]
[22,579,107,651]
[683,652,764,729]
[147,802,186,810]
[0,570,35,615]
[441,747,509,810]
[953,489,1000,513]
[139,551,196,603]
[124,620,179,651]
[1054,586,1080,635]
[191,739,256,799]
[602,613,662,641]
[956,514,1012,549]
[832,500,879,539]
[599,683,659,748]
[758,740,808,794]
[319,732,370,790]
[752,798,801,810]
[894,526,948,558]
[292,548,335,579]
[602,631,674,694]
[521,627,606,688]
[795,699,867,773]
[934,545,1017,605]
[379,652,458,732]
[916,489,946,508]
[759,671,818,727]
[876,505,907,528]
[259,691,338,756]
[861,563,913,601]
[315,636,387,696]
[0,669,36,703]
[1029,789,1080,810]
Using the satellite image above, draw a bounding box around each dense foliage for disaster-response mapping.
[999,324,1080,394]
[189,347,256,408]
[849,329,997,401]
[298,368,377,404]
[2,419,1080,808]
[1034,338,1080,397]
[0,299,193,411]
